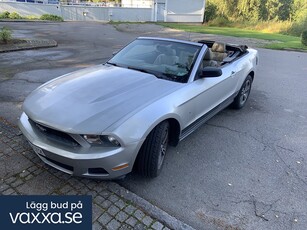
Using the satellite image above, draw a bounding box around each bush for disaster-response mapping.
[40,14,63,22]
[25,15,39,20]
[9,12,22,19]
[250,20,292,34]
[0,27,12,43]
[208,16,231,27]
[302,30,307,46]
[204,2,218,22]
[287,20,307,37]
[0,11,10,19]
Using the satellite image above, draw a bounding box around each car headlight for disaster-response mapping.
[82,135,121,147]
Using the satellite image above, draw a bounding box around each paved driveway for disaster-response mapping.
[0,21,306,230]
[120,48,307,230]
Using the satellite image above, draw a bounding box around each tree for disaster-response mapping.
[291,0,307,21]
[237,0,262,21]
[265,0,282,20]
[278,0,293,21]
[204,1,218,22]
[205,0,305,23]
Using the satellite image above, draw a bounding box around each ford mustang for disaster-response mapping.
[19,37,258,179]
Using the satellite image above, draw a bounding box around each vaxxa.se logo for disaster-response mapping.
[0,195,91,230]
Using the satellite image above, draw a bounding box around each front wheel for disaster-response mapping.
[232,75,253,109]
[135,121,169,178]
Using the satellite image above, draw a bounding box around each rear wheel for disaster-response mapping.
[232,75,253,109]
[135,121,169,178]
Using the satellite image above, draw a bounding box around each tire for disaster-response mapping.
[232,75,253,109]
[135,121,169,178]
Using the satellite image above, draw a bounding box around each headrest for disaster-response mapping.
[166,48,176,56]
[211,42,226,53]
[156,45,176,56]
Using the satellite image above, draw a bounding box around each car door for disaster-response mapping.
[183,48,241,127]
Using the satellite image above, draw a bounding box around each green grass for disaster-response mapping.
[157,23,307,51]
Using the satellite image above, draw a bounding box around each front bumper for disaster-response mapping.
[18,113,139,179]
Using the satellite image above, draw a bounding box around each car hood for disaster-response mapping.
[23,65,183,134]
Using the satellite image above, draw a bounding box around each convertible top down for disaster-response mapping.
[19,37,258,179]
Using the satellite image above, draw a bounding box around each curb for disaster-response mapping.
[0,39,57,53]
[107,182,195,230]
[279,48,307,53]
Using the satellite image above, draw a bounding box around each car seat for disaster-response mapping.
[203,49,218,67]
[154,46,179,65]
[211,42,227,62]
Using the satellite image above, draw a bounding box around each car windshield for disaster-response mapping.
[108,39,201,83]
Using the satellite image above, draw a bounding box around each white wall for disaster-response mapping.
[121,0,153,8]
[0,2,152,21]
[61,6,152,21]
[0,2,62,16]
[165,0,205,22]
[0,1,205,22]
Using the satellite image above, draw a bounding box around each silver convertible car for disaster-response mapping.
[19,37,258,179]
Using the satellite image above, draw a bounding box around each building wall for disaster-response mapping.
[0,1,205,22]
[61,5,152,21]
[0,2,62,16]
[165,0,205,22]
[0,2,152,22]
[121,0,153,8]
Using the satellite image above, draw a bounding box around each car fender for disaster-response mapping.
[234,48,258,92]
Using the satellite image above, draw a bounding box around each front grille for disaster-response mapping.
[29,119,80,148]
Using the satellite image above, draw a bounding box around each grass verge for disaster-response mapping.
[157,23,307,51]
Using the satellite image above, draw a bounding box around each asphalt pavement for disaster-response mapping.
[0,21,306,230]
[120,48,307,230]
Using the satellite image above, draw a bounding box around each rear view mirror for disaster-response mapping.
[200,67,222,78]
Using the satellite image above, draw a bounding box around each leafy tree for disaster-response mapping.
[291,0,307,21]
[237,0,262,21]
[266,0,282,20]
[206,0,306,32]
[205,0,234,19]
[204,1,218,22]
[278,0,293,20]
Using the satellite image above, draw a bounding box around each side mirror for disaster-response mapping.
[199,67,222,78]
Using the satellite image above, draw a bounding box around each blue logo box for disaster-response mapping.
[0,195,92,230]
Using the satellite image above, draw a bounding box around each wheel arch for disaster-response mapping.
[132,117,181,176]
[167,118,181,147]
[137,117,181,149]
[249,71,255,81]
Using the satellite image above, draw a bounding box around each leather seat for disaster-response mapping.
[203,49,218,67]
[202,42,227,67]
[211,42,227,62]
